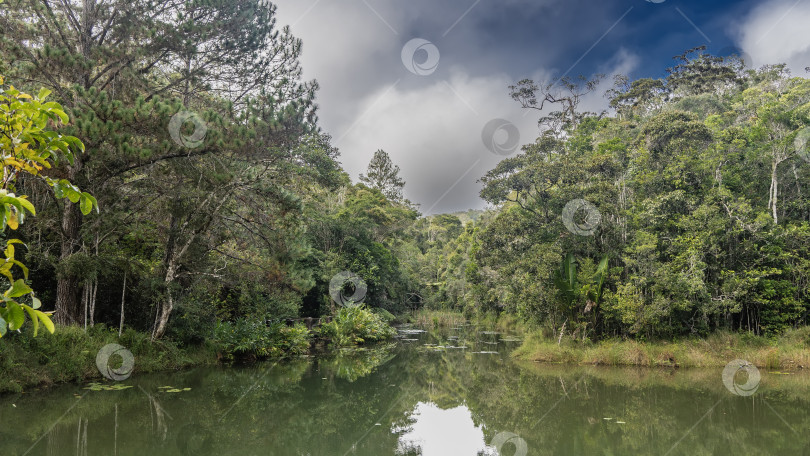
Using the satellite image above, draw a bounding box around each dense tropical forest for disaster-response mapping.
[1,0,810,387]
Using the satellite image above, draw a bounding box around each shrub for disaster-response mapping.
[212,319,311,360]
[319,305,396,347]
[371,307,396,323]
[0,325,211,393]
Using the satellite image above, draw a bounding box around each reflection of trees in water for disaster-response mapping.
[145,391,169,445]
[396,440,423,455]
[5,339,810,455]
[320,343,397,382]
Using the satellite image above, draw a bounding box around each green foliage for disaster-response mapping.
[359,149,406,202]
[413,49,810,342]
[0,325,211,393]
[320,343,396,382]
[212,319,311,360]
[0,76,96,339]
[319,305,396,347]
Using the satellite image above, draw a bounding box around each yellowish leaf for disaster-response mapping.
[7,211,18,230]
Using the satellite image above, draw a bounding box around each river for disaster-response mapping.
[2,325,809,455]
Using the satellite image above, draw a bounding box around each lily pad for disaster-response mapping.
[83,382,133,391]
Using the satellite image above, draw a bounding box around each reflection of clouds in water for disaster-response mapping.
[396,402,491,455]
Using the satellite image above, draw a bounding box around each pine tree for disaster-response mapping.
[359,149,406,202]
[0,0,317,331]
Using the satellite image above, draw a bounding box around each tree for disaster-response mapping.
[0,0,317,328]
[509,74,605,137]
[359,149,406,202]
[469,50,810,339]
[0,76,95,338]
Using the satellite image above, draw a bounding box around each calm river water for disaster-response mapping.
[2,326,809,455]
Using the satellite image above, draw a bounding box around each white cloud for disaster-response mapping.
[735,0,810,73]
[335,69,542,213]
[273,0,640,213]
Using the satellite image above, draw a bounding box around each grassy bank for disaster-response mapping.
[412,309,810,370]
[0,306,399,394]
[0,325,216,394]
[513,328,810,369]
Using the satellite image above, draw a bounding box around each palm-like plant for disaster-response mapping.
[553,253,609,342]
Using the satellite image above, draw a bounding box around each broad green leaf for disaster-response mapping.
[5,301,24,330]
[36,310,55,334]
[6,279,33,298]
[0,315,6,337]
[31,296,41,310]
[11,259,28,280]
[16,197,34,215]
[52,183,65,199]
[0,263,13,282]
[22,304,38,336]
[66,189,81,203]
[80,195,92,215]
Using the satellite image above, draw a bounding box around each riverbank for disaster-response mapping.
[0,325,216,394]
[513,328,810,369]
[0,306,399,394]
[412,309,810,370]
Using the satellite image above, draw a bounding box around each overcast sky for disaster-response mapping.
[272,0,810,214]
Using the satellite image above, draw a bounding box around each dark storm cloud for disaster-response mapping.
[272,0,808,214]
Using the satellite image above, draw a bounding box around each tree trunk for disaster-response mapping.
[770,160,779,224]
[55,200,82,325]
[89,279,97,327]
[151,193,229,340]
[152,211,178,341]
[82,283,88,330]
[119,272,127,337]
[55,0,93,326]
[151,262,176,341]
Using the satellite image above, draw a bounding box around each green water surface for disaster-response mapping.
[2,327,809,455]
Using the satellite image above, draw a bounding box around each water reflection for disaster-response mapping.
[1,327,809,455]
[396,402,489,456]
